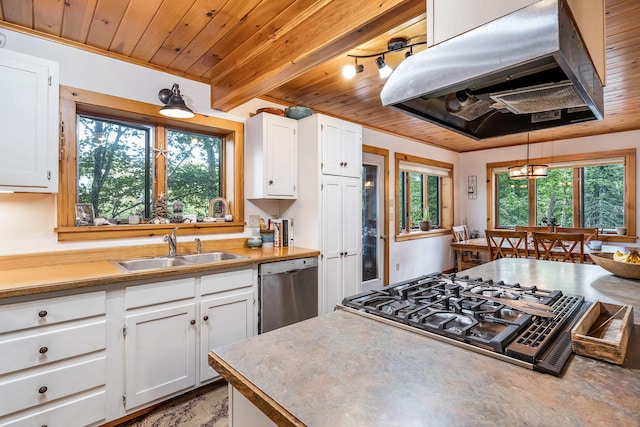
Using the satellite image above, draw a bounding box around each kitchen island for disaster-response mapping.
[209,259,640,427]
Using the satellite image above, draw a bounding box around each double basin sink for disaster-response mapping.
[113,251,247,272]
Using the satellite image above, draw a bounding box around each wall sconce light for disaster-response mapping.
[467,175,477,199]
[158,83,194,119]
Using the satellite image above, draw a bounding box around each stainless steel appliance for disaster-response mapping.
[340,272,589,376]
[259,257,318,333]
[380,0,604,139]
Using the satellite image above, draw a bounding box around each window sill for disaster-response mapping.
[55,222,245,242]
[395,228,451,242]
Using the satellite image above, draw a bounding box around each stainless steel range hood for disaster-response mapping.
[380,0,604,140]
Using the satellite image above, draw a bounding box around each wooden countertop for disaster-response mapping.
[209,259,640,427]
[0,246,319,299]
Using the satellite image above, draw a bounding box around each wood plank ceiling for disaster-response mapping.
[0,0,638,152]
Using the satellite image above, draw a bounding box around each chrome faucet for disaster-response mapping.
[163,228,178,257]
[194,238,201,254]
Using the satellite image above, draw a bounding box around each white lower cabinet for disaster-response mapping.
[124,301,197,409]
[0,291,107,427]
[0,266,257,425]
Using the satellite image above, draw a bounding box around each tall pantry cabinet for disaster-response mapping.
[295,114,362,315]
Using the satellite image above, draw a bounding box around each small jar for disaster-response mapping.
[260,230,274,248]
[247,236,262,248]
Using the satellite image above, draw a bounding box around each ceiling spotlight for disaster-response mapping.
[158,83,194,119]
[342,58,364,79]
[376,56,393,79]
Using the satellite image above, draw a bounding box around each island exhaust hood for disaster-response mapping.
[380,0,604,140]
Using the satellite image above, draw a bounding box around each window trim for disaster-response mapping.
[395,153,453,241]
[56,86,245,241]
[486,149,636,242]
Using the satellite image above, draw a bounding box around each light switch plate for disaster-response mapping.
[248,215,260,227]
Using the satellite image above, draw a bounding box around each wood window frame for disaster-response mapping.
[486,149,636,242]
[56,86,245,241]
[395,153,453,241]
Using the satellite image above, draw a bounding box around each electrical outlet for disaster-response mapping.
[395,263,400,271]
[248,215,260,227]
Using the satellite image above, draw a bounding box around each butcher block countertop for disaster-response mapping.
[0,246,319,299]
[209,259,640,427]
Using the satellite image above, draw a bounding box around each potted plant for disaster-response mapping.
[419,208,431,231]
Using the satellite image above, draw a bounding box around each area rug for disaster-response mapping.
[121,382,228,427]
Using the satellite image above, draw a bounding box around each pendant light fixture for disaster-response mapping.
[508,134,548,180]
[158,83,194,119]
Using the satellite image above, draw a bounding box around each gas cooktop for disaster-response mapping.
[339,272,589,376]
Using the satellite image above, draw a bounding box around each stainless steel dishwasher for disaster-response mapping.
[259,257,318,333]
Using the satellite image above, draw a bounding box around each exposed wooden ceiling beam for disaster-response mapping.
[209,0,425,111]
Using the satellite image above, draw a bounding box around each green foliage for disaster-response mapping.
[166,130,222,217]
[497,164,625,229]
[77,116,150,219]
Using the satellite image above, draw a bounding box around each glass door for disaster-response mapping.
[362,153,385,291]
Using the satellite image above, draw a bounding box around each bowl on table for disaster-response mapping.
[589,251,640,279]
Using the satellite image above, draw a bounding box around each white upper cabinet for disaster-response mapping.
[0,49,59,192]
[245,113,297,199]
[319,115,362,178]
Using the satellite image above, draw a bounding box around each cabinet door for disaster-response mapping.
[340,122,362,178]
[125,302,196,409]
[0,49,58,192]
[199,290,254,383]
[321,177,344,314]
[266,116,297,197]
[341,178,362,298]
[320,117,343,176]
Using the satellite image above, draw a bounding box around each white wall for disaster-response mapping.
[457,130,640,238]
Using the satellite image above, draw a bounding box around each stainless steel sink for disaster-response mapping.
[113,251,247,272]
[115,257,190,271]
[180,252,246,264]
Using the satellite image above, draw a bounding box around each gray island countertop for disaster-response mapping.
[209,259,640,427]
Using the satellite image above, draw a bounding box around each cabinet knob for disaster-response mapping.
[39,346,48,354]
[268,180,273,185]
[190,320,196,325]
[339,162,345,166]
[203,315,209,321]
[38,310,48,318]
[38,386,48,394]
[344,162,348,167]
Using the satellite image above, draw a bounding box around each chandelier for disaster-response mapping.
[508,135,548,180]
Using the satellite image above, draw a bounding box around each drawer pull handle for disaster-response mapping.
[190,320,196,325]
[38,310,48,318]
[38,386,48,394]
[39,346,48,354]
[203,315,209,321]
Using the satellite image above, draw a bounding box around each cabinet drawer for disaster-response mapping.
[0,356,105,417]
[0,321,106,375]
[126,278,195,309]
[201,269,253,295]
[0,390,105,427]
[0,291,105,334]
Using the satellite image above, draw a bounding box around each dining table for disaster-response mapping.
[451,237,639,271]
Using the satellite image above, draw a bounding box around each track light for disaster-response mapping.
[342,58,364,79]
[376,56,393,79]
[158,83,194,119]
[343,36,425,80]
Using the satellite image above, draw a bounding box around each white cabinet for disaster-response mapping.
[245,113,297,199]
[321,177,362,313]
[295,114,362,315]
[0,292,106,427]
[0,49,59,192]
[200,269,254,383]
[124,277,197,409]
[319,116,362,178]
[123,268,256,409]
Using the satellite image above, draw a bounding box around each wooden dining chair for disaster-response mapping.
[555,227,598,244]
[514,225,553,236]
[452,225,483,270]
[485,230,529,260]
[532,231,585,263]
